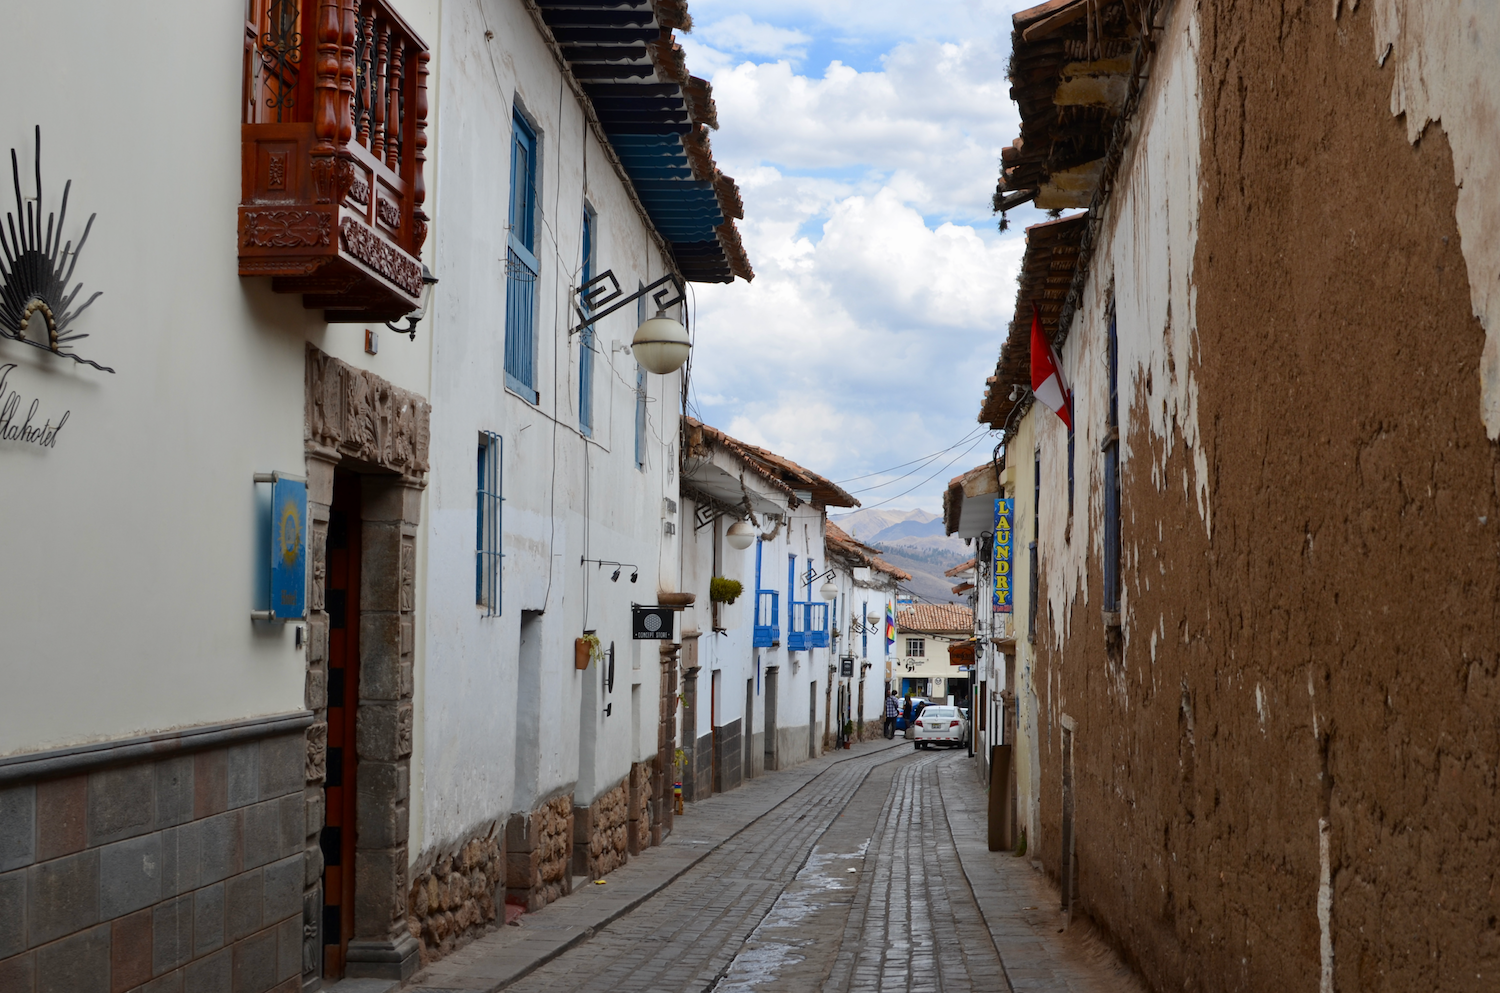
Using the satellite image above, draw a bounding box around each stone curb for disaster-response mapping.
[400,739,909,993]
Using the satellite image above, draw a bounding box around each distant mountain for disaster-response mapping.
[830,508,973,604]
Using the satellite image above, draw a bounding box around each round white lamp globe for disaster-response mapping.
[631,311,691,374]
[725,520,755,550]
[819,580,838,601]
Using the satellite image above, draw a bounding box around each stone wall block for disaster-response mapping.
[192,881,224,957]
[275,795,302,860]
[110,907,153,993]
[355,763,408,849]
[306,617,328,665]
[86,765,154,848]
[151,895,192,975]
[408,829,502,965]
[353,846,407,938]
[0,784,36,872]
[0,951,33,993]
[258,736,304,801]
[359,613,405,701]
[263,855,303,924]
[36,922,109,993]
[192,752,227,821]
[230,928,277,993]
[225,869,264,941]
[275,914,301,982]
[354,704,413,762]
[99,833,162,920]
[28,849,99,947]
[35,777,86,863]
[304,667,328,712]
[0,867,25,958]
[304,724,328,785]
[195,810,243,887]
[361,478,422,525]
[182,947,230,993]
[154,757,194,830]
[306,457,335,507]
[225,744,259,810]
[303,792,324,841]
[360,522,404,612]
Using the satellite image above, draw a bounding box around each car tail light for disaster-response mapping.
[950,721,960,727]
[914,720,923,728]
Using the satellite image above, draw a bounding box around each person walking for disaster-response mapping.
[883,690,900,738]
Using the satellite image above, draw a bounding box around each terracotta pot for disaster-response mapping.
[574,638,592,670]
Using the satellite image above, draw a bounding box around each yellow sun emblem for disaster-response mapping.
[278,499,303,568]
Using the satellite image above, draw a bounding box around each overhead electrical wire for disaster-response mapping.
[835,426,991,488]
[853,433,992,513]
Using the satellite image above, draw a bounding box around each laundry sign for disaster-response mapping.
[993,497,1014,614]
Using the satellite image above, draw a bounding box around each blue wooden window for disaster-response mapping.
[809,601,829,649]
[477,432,503,615]
[1103,307,1121,612]
[753,538,779,647]
[505,111,539,403]
[579,206,596,436]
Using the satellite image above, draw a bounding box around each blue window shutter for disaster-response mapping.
[504,112,539,402]
[579,208,594,436]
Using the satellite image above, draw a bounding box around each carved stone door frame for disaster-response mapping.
[301,345,429,986]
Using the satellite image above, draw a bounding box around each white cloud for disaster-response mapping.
[676,4,1043,512]
[695,14,811,60]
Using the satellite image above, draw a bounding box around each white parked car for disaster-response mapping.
[912,705,969,749]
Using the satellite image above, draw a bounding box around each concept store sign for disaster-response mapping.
[0,364,69,449]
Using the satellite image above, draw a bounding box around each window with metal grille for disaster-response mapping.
[504,111,538,403]
[477,431,503,615]
[906,638,925,657]
[579,205,596,436]
[1103,305,1121,613]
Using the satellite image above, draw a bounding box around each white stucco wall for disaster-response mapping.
[0,0,437,757]
[414,0,682,855]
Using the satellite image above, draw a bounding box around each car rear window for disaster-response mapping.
[924,707,956,718]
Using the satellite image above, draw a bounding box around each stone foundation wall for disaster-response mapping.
[0,720,309,993]
[572,781,628,880]
[504,796,572,912]
[627,761,651,856]
[405,830,502,965]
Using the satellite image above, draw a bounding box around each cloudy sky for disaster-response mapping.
[680,0,1047,517]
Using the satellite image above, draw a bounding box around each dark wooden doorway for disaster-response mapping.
[321,470,362,978]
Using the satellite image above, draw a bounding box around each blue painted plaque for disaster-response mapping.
[271,478,307,619]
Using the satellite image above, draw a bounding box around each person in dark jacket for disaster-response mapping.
[883,690,900,738]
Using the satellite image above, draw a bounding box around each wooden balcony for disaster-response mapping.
[240,0,429,322]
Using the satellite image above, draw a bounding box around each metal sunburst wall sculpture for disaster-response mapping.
[0,126,112,373]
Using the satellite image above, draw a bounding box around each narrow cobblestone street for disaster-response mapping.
[395,742,1139,993]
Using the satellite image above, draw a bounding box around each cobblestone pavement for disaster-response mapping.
[402,743,1143,993]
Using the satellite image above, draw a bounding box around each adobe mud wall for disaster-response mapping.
[1034,4,1500,993]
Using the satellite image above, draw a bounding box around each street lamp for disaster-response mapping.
[819,579,838,601]
[632,309,690,375]
[726,519,756,550]
[568,271,691,374]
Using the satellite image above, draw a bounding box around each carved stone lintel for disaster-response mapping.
[244,210,331,248]
[306,344,430,480]
[339,217,422,296]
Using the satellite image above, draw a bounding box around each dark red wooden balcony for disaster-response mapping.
[240,0,429,321]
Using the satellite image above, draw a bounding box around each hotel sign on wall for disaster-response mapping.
[993,497,1014,614]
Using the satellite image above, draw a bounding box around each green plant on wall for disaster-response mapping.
[580,632,604,662]
[709,577,743,604]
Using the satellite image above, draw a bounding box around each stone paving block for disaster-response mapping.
[28,849,100,946]
[193,753,228,821]
[230,929,277,993]
[225,870,264,941]
[0,950,34,993]
[101,834,163,920]
[34,778,86,862]
[225,745,258,812]
[0,785,35,872]
[180,947,229,993]
[151,896,193,976]
[155,759,195,831]
[35,922,109,993]
[194,882,226,956]
[87,766,155,848]
[110,908,153,993]
[0,867,26,958]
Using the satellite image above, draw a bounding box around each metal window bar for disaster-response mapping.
[477,431,504,616]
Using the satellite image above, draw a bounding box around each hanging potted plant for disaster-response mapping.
[575,632,603,670]
[709,577,743,605]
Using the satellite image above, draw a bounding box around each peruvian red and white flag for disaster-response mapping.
[1029,303,1072,430]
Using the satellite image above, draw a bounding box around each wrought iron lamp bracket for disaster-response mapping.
[568,270,684,337]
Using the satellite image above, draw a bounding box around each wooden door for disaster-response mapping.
[321,471,361,978]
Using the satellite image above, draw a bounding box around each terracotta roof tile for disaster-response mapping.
[896,603,974,635]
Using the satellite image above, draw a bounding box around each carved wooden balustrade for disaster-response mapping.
[240,0,429,321]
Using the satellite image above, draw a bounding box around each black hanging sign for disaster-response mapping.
[839,656,855,678]
[632,606,673,641]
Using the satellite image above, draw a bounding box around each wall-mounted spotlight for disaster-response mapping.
[583,557,640,584]
[630,570,639,583]
[611,568,622,582]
